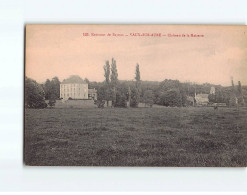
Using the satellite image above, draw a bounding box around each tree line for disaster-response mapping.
[25,58,247,108]
[95,58,142,107]
[25,77,61,108]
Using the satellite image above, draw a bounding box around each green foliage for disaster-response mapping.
[130,87,139,107]
[143,90,154,107]
[97,85,106,101]
[103,61,110,84]
[97,84,113,101]
[115,83,128,107]
[44,77,60,100]
[208,94,216,103]
[237,81,245,106]
[134,63,141,106]
[155,80,184,107]
[84,78,90,84]
[110,58,118,86]
[103,61,112,101]
[44,79,51,100]
[207,87,232,106]
[115,92,127,107]
[48,99,56,107]
[229,94,237,107]
[158,89,181,107]
[97,65,246,108]
[94,100,105,108]
[25,77,47,109]
[135,63,141,83]
[110,58,118,106]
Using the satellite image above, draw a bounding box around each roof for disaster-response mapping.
[61,75,87,84]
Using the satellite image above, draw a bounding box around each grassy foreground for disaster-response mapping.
[24,107,247,166]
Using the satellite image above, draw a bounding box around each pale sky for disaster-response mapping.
[26,25,247,86]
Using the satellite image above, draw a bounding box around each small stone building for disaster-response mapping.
[195,93,209,106]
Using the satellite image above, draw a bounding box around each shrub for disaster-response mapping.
[25,77,47,109]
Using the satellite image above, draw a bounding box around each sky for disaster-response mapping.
[25,25,247,86]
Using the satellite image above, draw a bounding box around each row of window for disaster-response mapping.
[61,88,87,92]
[60,93,87,98]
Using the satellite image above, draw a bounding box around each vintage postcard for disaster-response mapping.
[24,24,247,166]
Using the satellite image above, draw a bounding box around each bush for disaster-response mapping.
[48,99,56,107]
[130,87,139,107]
[95,100,105,108]
[158,89,182,107]
[25,77,47,109]
[115,91,127,108]
[143,90,154,107]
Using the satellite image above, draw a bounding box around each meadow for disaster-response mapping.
[24,106,247,166]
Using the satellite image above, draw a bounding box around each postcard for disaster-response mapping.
[24,24,247,166]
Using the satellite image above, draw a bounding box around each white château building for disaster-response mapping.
[60,75,97,100]
[60,75,88,100]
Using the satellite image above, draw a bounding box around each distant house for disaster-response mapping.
[195,93,209,106]
[210,87,215,95]
[88,88,97,100]
[60,75,92,100]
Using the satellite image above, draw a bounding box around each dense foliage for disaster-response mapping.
[143,90,154,107]
[25,77,47,109]
[43,77,60,100]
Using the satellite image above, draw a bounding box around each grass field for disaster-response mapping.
[24,107,247,166]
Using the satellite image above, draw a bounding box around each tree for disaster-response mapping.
[229,77,237,107]
[115,83,128,107]
[133,63,141,107]
[237,81,245,106]
[48,93,56,108]
[135,63,141,83]
[25,77,47,109]
[143,90,154,107]
[110,58,118,106]
[103,60,112,105]
[155,79,184,107]
[51,77,60,99]
[84,78,90,84]
[115,91,127,107]
[130,87,139,107]
[103,60,110,84]
[44,79,52,100]
[44,77,60,100]
[48,99,56,107]
[159,89,181,107]
[208,93,216,103]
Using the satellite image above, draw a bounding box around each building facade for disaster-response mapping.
[60,75,88,100]
[88,88,97,100]
[210,87,215,95]
[195,93,209,106]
